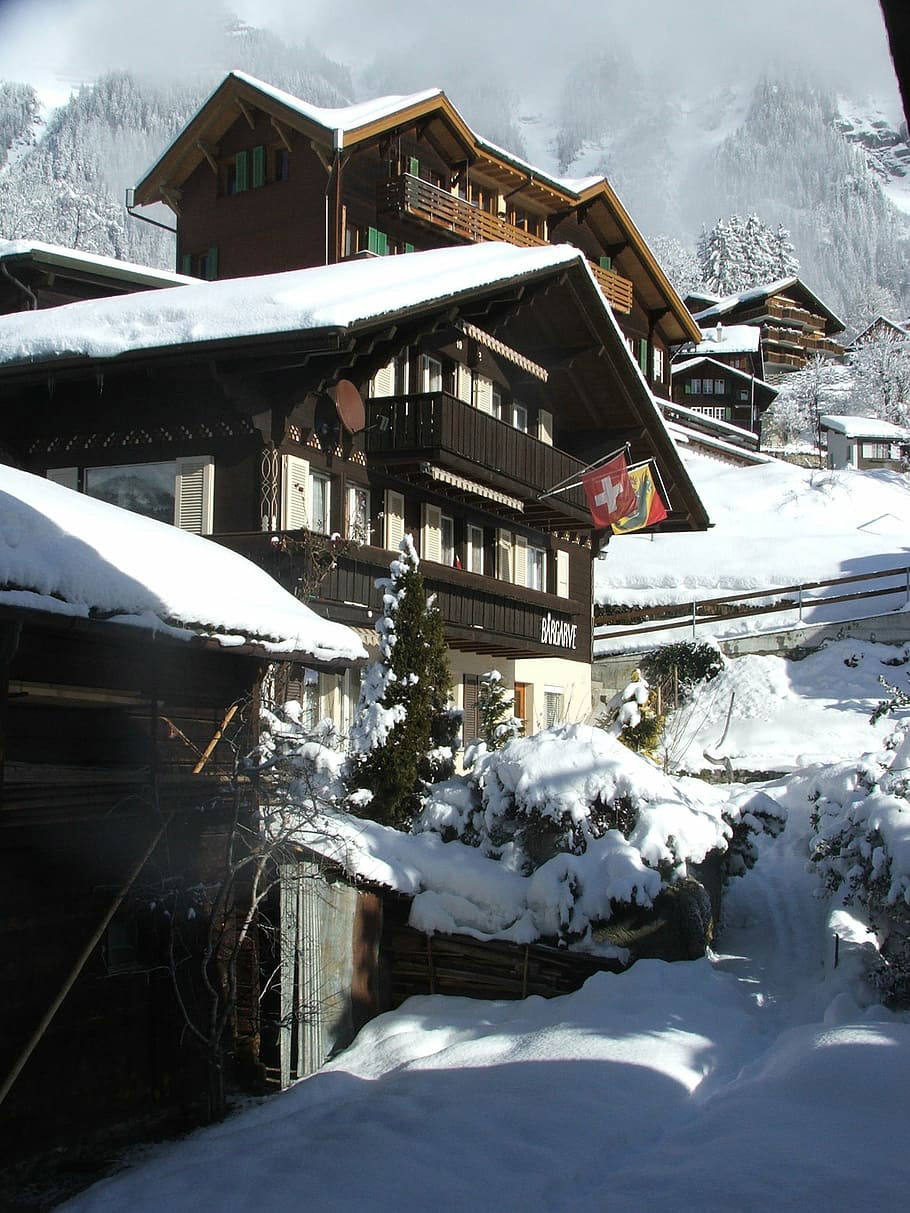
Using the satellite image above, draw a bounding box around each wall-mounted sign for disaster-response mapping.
[540,612,578,650]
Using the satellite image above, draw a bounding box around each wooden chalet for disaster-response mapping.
[0,237,193,314]
[129,71,700,400]
[0,243,708,746]
[670,355,778,436]
[691,278,846,379]
[848,313,910,350]
[819,413,910,470]
[0,465,363,1182]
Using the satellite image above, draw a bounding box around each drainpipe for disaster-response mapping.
[0,261,37,310]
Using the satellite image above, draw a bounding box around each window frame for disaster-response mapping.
[467,524,484,574]
[346,484,371,543]
[527,545,546,592]
[310,471,332,535]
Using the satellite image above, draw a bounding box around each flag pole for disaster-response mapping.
[538,443,631,500]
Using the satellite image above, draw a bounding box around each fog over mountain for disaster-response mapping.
[0,0,907,331]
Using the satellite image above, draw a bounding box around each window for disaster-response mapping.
[714,379,726,395]
[274,146,289,182]
[513,403,528,433]
[419,354,443,393]
[441,514,455,566]
[692,406,728,421]
[598,254,612,271]
[527,546,546,592]
[347,484,370,543]
[556,549,570,598]
[467,524,484,574]
[393,349,410,394]
[366,227,388,256]
[310,472,331,535]
[689,378,701,394]
[653,347,665,382]
[738,389,750,402]
[544,688,563,728]
[638,339,648,375]
[80,457,214,533]
[861,442,894,461]
[491,386,503,420]
[180,247,219,280]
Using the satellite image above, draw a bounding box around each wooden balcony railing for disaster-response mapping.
[364,392,589,518]
[763,326,843,361]
[217,536,589,660]
[377,173,633,313]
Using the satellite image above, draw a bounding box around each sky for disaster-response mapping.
[0,0,902,115]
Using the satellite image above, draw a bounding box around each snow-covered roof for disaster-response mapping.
[0,243,580,367]
[671,356,775,392]
[819,414,910,440]
[693,277,845,333]
[694,324,761,355]
[0,464,366,665]
[226,72,443,143]
[0,238,195,288]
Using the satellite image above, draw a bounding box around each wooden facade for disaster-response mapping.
[670,356,778,437]
[132,73,701,400]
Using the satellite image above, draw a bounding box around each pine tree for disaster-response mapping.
[476,671,523,752]
[348,536,452,828]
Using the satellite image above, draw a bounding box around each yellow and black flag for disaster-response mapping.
[611,463,668,534]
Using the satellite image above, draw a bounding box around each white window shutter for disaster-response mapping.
[496,528,513,581]
[384,489,405,551]
[281,454,310,530]
[421,502,442,563]
[371,358,395,398]
[456,364,473,404]
[174,455,214,534]
[537,409,553,446]
[556,549,570,598]
[474,374,494,414]
[513,534,528,587]
[46,467,79,491]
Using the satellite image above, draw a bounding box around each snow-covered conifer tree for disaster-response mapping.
[348,536,452,828]
[477,670,523,752]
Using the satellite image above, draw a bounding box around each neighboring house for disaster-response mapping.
[0,243,708,750]
[0,464,363,1174]
[819,414,910,469]
[0,237,195,313]
[675,322,765,380]
[128,71,701,398]
[670,355,778,436]
[691,277,845,379]
[849,313,910,349]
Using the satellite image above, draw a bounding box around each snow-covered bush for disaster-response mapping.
[642,641,724,702]
[804,734,910,1003]
[416,724,765,946]
[600,670,663,756]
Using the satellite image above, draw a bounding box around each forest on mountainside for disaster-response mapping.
[0,21,908,333]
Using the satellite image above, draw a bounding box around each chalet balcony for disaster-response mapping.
[217,536,589,660]
[763,326,843,362]
[365,392,591,528]
[377,172,633,313]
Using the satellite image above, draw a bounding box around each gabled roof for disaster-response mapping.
[849,314,910,347]
[0,238,195,289]
[132,71,700,346]
[0,464,365,666]
[0,242,709,534]
[671,355,777,396]
[693,277,845,335]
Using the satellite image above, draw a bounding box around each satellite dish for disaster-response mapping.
[332,379,366,434]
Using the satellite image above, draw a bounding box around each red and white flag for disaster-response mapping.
[581,454,636,528]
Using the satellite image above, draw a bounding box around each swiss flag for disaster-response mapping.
[582,454,636,528]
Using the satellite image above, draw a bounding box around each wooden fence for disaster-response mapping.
[595,564,910,644]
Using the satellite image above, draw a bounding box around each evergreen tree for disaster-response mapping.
[697,213,800,296]
[476,670,523,752]
[348,537,452,828]
[848,330,910,425]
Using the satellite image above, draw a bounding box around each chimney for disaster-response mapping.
[715,322,723,343]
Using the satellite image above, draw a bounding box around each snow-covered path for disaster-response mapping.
[64,786,910,1213]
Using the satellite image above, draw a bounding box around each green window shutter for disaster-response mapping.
[638,339,648,373]
[205,246,219,280]
[408,156,420,177]
[180,253,192,275]
[252,144,266,188]
[598,255,612,270]
[235,150,249,192]
[404,242,415,254]
[367,227,388,255]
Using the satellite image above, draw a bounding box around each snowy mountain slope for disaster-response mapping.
[836,95,910,217]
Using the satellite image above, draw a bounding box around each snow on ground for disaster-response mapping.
[596,453,910,653]
[0,463,365,662]
[663,638,907,774]
[63,782,909,1212]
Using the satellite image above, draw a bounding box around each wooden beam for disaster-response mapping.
[236,96,256,130]
[271,116,293,152]
[158,183,182,215]
[309,138,332,172]
[196,140,219,174]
